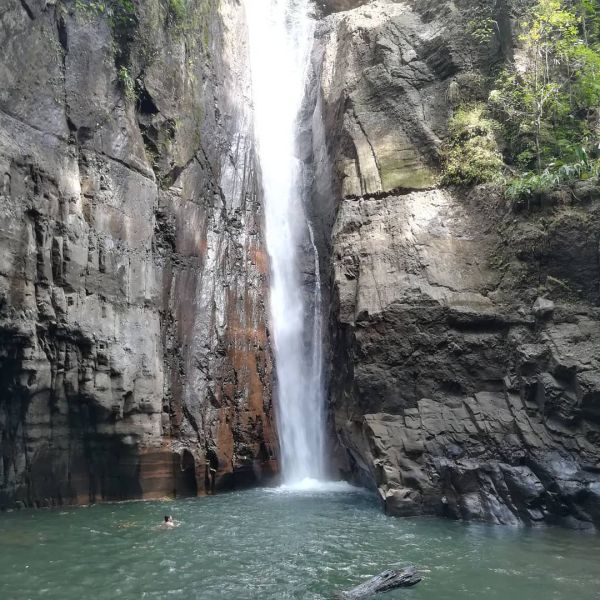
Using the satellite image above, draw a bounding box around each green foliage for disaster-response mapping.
[74,0,137,27]
[441,104,505,185]
[462,1,501,47]
[573,0,600,45]
[506,156,600,200]
[168,0,187,24]
[489,1,580,171]
[74,0,139,101]
[480,0,600,202]
[117,65,136,101]
[163,0,212,50]
[468,17,497,45]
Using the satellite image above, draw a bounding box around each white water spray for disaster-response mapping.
[244,0,326,484]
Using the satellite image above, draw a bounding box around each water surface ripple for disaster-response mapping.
[1,488,599,599]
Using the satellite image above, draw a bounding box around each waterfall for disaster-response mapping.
[244,0,326,485]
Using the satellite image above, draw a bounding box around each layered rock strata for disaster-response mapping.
[309,0,600,528]
[0,0,276,508]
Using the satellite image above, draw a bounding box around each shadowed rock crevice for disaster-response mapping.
[19,0,34,21]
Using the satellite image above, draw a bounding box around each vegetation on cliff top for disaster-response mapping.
[73,0,215,103]
[73,0,137,26]
[443,0,600,201]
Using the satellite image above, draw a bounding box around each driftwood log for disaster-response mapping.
[335,565,421,599]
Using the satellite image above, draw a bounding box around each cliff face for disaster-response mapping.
[309,0,600,528]
[3,0,599,530]
[0,0,276,508]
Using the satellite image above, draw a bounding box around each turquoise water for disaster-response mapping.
[1,487,599,599]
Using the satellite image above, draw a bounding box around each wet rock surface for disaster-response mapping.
[0,0,276,508]
[307,0,600,528]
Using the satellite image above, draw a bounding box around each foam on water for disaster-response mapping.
[274,478,362,494]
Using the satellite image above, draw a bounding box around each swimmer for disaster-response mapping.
[162,515,175,528]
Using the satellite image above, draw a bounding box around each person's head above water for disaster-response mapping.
[164,515,172,523]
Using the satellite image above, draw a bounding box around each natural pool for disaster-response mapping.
[1,485,599,599]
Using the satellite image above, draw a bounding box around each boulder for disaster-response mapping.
[533,297,555,319]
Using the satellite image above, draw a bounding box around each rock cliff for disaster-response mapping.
[309,0,600,528]
[0,0,276,508]
[3,0,600,530]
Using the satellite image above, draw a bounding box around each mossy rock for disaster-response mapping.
[441,103,504,186]
[380,162,437,191]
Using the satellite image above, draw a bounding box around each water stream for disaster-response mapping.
[244,0,325,484]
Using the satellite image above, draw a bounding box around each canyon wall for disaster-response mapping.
[0,0,276,508]
[311,0,600,529]
[3,0,599,530]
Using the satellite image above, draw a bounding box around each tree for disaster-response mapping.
[490,0,600,173]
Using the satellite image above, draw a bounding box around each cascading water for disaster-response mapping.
[244,0,326,485]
